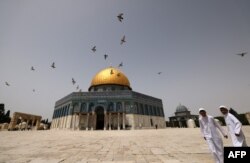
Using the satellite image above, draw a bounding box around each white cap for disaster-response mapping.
[199,108,206,112]
[219,105,228,110]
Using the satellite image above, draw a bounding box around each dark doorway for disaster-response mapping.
[95,106,104,130]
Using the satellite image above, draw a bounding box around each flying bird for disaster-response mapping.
[110,69,114,75]
[72,78,76,85]
[32,89,35,92]
[157,72,162,75]
[51,62,56,69]
[120,35,126,45]
[236,52,247,57]
[92,46,96,52]
[118,62,123,67]
[76,85,79,90]
[104,54,108,60]
[31,66,35,71]
[79,89,82,92]
[5,82,10,86]
[117,13,124,22]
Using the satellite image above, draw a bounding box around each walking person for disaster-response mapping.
[219,105,248,147]
[199,108,228,163]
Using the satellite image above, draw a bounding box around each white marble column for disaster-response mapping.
[122,102,126,130]
[104,111,107,130]
[77,114,80,130]
[86,113,89,130]
[91,111,94,130]
[122,113,125,130]
[109,113,111,130]
[118,113,120,130]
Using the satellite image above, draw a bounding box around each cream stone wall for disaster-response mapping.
[126,114,165,129]
[51,114,166,130]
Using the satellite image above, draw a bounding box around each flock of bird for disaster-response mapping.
[3,13,128,92]
[2,12,249,92]
[90,13,127,76]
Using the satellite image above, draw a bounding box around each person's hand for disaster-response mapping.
[224,135,228,139]
[235,133,240,137]
[204,137,206,140]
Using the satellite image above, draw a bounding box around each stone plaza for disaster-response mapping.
[0,127,249,163]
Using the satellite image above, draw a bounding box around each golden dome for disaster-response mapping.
[89,67,131,90]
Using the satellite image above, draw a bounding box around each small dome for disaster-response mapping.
[89,67,131,90]
[176,104,188,112]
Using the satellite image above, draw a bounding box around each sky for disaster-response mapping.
[0,0,250,121]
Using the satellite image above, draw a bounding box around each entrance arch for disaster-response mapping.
[95,106,104,130]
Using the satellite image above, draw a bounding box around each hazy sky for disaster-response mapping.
[0,0,250,121]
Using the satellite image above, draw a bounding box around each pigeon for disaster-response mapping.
[118,62,123,67]
[157,72,162,75]
[120,35,126,45]
[72,78,76,85]
[117,73,121,77]
[5,82,10,86]
[104,54,108,60]
[117,13,124,22]
[92,46,96,52]
[236,52,247,57]
[32,89,35,92]
[31,66,35,71]
[51,62,56,69]
[110,69,114,75]
[76,85,79,90]
[79,89,82,92]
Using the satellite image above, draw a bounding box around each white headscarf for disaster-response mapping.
[199,108,206,112]
[219,105,228,110]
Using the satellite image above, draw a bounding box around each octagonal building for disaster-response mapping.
[51,67,166,130]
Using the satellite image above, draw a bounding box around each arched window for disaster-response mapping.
[107,102,114,112]
[145,105,149,115]
[160,107,164,116]
[140,104,144,115]
[63,107,66,116]
[88,103,94,112]
[153,107,157,116]
[73,103,80,113]
[80,103,87,113]
[134,103,139,114]
[67,105,71,115]
[156,107,160,116]
[149,105,153,116]
[125,102,131,113]
[55,110,58,118]
[116,102,122,112]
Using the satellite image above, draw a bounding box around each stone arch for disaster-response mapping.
[107,102,114,112]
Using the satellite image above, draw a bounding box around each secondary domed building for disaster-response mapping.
[51,67,166,130]
[169,104,199,128]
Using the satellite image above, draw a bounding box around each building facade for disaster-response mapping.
[51,67,166,130]
[8,112,42,130]
[169,104,199,128]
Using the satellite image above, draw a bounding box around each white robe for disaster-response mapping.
[224,113,247,147]
[199,115,227,163]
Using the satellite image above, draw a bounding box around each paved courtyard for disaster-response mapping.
[0,127,249,163]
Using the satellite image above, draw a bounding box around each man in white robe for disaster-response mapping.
[199,108,228,163]
[219,105,247,147]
